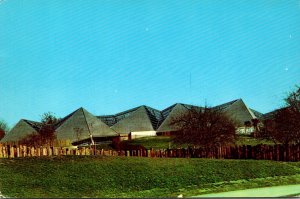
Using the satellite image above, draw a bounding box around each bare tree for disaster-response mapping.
[39,112,59,146]
[285,86,300,112]
[0,129,4,141]
[170,107,237,148]
[20,112,59,147]
[0,119,9,140]
[251,118,260,137]
[244,121,252,134]
[258,86,300,145]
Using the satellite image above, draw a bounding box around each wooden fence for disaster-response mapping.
[0,144,300,162]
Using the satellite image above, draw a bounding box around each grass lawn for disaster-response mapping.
[121,135,274,150]
[122,136,176,149]
[0,156,300,198]
[235,135,275,146]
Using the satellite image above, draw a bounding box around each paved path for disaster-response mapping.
[193,184,300,197]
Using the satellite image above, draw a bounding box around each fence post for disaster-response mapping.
[147,149,150,157]
[30,147,34,157]
[0,146,2,158]
[36,147,40,157]
[296,144,300,161]
[9,146,14,158]
[16,146,20,158]
[42,147,46,156]
[287,145,291,161]
[22,146,26,157]
[2,146,6,158]
[47,147,51,156]
[283,145,287,161]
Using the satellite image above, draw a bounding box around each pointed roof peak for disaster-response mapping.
[76,107,86,112]
[21,119,42,131]
[1,119,40,143]
[213,99,240,110]
[55,107,118,143]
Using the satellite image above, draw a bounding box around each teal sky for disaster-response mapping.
[0,0,299,127]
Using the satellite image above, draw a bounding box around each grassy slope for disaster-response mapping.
[0,156,299,198]
[122,135,274,150]
[122,136,175,149]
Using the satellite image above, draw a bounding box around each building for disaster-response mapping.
[213,99,262,134]
[1,98,264,145]
[0,119,41,144]
[55,107,119,146]
[98,105,161,140]
[156,103,202,135]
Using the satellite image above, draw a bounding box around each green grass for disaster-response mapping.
[0,156,299,198]
[122,136,176,149]
[122,135,274,150]
[235,135,275,146]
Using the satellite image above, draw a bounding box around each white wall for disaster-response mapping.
[236,127,254,135]
[130,131,157,139]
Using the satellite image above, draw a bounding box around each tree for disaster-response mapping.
[38,112,59,146]
[251,118,260,137]
[170,107,237,148]
[20,112,59,147]
[258,86,300,144]
[0,119,10,140]
[244,121,252,134]
[286,86,300,112]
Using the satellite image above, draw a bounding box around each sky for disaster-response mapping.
[0,0,299,127]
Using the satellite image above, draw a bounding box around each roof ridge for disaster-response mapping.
[143,106,162,130]
[239,100,257,119]
[213,99,240,110]
[21,119,41,132]
[113,105,141,116]
[161,103,178,112]
[81,108,92,137]
[140,106,156,131]
[54,108,79,129]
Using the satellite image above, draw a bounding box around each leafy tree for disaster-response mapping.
[258,86,300,144]
[0,119,10,140]
[170,107,237,148]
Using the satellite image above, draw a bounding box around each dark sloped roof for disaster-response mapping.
[97,115,117,127]
[250,108,264,119]
[156,103,202,132]
[214,99,257,126]
[54,109,78,129]
[263,107,288,120]
[23,119,42,132]
[161,103,177,119]
[55,107,118,143]
[143,106,163,130]
[97,106,141,127]
[110,105,162,134]
[98,105,162,131]
[0,119,39,143]
[213,99,240,111]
